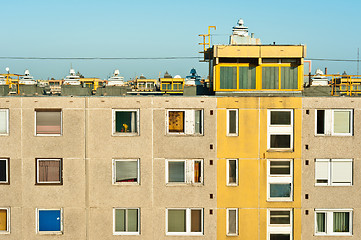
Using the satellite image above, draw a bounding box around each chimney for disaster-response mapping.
[325,67,327,75]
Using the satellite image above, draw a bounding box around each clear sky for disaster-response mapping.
[1,0,360,80]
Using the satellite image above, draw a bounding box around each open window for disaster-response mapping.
[227,208,238,236]
[37,209,63,234]
[315,159,352,186]
[267,109,293,151]
[113,208,140,235]
[166,159,203,185]
[112,109,139,135]
[315,209,352,236]
[316,109,353,136]
[267,159,293,201]
[35,109,62,136]
[166,208,203,235]
[0,109,9,135]
[268,209,293,240]
[0,208,10,233]
[113,159,139,185]
[167,109,203,135]
[36,159,62,185]
[227,159,238,186]
[227,109,238,136]
[0,159,9,184]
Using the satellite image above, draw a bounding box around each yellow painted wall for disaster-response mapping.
[217,97,302,240]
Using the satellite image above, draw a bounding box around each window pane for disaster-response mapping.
[0,209,7,231]
[270,211,290,224]
[270,135,291,148]
[116,161,138,183]
[262,67,279,89]
[271,111,291,125]
[229,110,237,134]
[270,234,290,240]
[270,161,290,175]
[0,110,7,134]
[194,110,202,134]
[38,160,61,182]
[334,111,351,134]
[168,162,185,182]
[239,66,256,89]
[194,161,202,183]
[39,210,61,232]
[281,66,298,89]
[228,210,237,234]
[316,110,325,134]
[115,209,126,232]
[228,160,237,184]
[331,161,352,184]
[168,210,186,232]
[115,111,137,133]
[316,213,326,233]
[169,111,184,133]
[0,160,6,182]
[220,67,237,89]
[127,209,138,232]
[270,183,291,198]
[191,209,202,232]
[36,111,61,134]
[333,212,349,232]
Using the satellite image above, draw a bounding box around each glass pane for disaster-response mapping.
[334,111,351,134]
[281,66,298,89]
[127,209,138,232]
[0,110,7,134]
[270,135,291,148]
[239,66,256,89]
[229,110,237,134]
[168,162,185,182]
[262,67,279,89]
[0,209,7,231]
[270,184,291,198]
[191,209,202,232]
[168,210,186,232]
[194,110,202,134]
[333,212,349,232]
[228,160,237,184]
[270,234,290,240]
[316,213,326,233]
[115,209,126,232]
[194,161,202,183]
[116,161,138,183]
[36,111,61,134]
[220,67,237,89]
[270,211,290,224]
[38,160,61,182]
[271,111,291,125]
[39,210,61,231]
[270,161,290,175]
[115,111,137,133]
[228,210,237,234]
[169,111,184,133]
[316,110,325,134]
[0,160,6,182]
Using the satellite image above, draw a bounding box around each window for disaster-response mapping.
[227,159,238,186]
[167,110,203,135]
[37,209,63,234]
[262,66,298,90]
[267,159,293,201]
[0,159,9,184]
[113,109,139,135]
[36,159,62,185]
[315,209,352,236]
[227,208,238,236]
[113,208,140,235]
[113,159,139,185]
[227,109,238,136]
[268,209,293,240]
[35,109,62,135]
[166,208,203,235]
[0,109,9,135]
[267,109,293,150]
[0,208,10,233]
[166,159,203,184]
[315,159,352,186]
[316,109,353,136]
[219,66,256,90]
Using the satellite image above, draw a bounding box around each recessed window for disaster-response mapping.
[166,159,203,184]
[268,209,292,240]
[37,209,63,234]
[0,208,10,233]
[315,209,352,236]
[316,109,353,136]
[113,208,140,235]
[167,110,203,135]
[0,109,9,135]
[0,159,9,184]
[112,109,139,135]
[166,208,203,235]
[268,159,293,201]
[113,159,139,185]
[227,208,238,236]
[315,159,352,186]
[268,109,293,150]
[227,159,238,186]
[36,159,62,185]
[35,109,62,136]
[227,109,238,136]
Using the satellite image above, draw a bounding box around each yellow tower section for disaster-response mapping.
[217,97,302,240]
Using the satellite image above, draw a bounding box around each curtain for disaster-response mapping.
[334,111,350,134]
[38,160,61,182]
[281,66,298,89]
[115,209,125,232]
[0,209,6,231]
[127,209,138,232]
[194,110,202,134]
[116,161,138,182]
[168,162,185,182]
[334,212,349,232]
[36,111,61,134]
[228,210,236,234]
[239,66,256,89]
[191,209,202,232]
[194,161,201,183]
[220,67,237,89]
[262,67,279,89]
[0,110,7,134]
[168,111,184,133]
[316,213,325,232]
[168,210,186,232]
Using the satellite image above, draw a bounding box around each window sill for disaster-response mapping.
[166,183,203,186]
[315,233,352,236]
[166,233,203,236]
[315,134,353,137]
[37,231,63,235]
[0,182,10,185]
[112,133,139,137]
[226,184,239,187]
[166,133,204,137]
[0,231,10,234]
[113,232,140,235]
[35,182,63,185]
[113,182,140,186]
[227,233,239,237]
[267,149,294,152]
[0,134,9,136]
[226,134,239,137]
[267,199,293,202]
[315,184,352,187]
[35,134,62,137]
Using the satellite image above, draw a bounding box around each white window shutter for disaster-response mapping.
[186,160,192,183]
[325,110,332,135]
[331,160,352,184]
[185,110,195,134]
[315,160,329,182]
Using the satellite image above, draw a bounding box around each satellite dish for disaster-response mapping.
[25,69,30,75]
[174,75,182,78]
[114,69,120,76]
[5,67,9,72]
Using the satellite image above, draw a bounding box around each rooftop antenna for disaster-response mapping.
[357,48,359,76]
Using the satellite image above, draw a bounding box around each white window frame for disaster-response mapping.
[112,109,140,136]
[315,159,353,186]
[166,109,203,135]
[112,159,140,185]
[226,159,238,186]
[36,208,63,234]
[0,207,10,234]
[113,208,140,235]
[0,158,9,184]
[166,208,203,236]
[267,208,293,240]
[314,209,353,236]
[166,159,203,185]
[0,109,9,136]
[227,109,238,136]
[267,109,294,150]
[36,158,62,184]
[267,159,293,202]
[315,109,353,136]
[226,208,238,236]
[34,109,62,136]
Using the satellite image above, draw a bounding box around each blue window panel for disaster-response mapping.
[270,184,291,198]
[39,210,61,232]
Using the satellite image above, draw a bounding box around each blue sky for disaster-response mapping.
[1,0,360,80]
